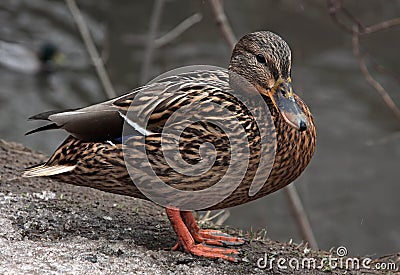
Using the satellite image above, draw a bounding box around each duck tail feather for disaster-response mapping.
[28,109,78,121]
[23,163,76,177]
[25,123,61,135]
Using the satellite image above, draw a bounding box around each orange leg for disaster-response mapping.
[166,207,242,262]
[181,211,245,246]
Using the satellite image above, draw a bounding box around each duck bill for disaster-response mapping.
[268,78,309,132]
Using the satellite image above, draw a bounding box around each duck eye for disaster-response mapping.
[256,54,266,64]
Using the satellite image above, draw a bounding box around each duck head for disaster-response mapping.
[229,31,309,132]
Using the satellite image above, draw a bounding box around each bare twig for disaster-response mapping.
[285,184,318,250]
[363,17,400,34]
[352,26,400,121]
[155,13,202,48]
[208,0,318,248]
[208,0,236,49]
[65,0,116,99]
[336,1,364,31]
[214,209,230,226]
[328,0,400,35]
[122,13,202,49]
[198,209,230,226]
[328,0,400,122]
[140,0,165,85]
[327,0,357,34]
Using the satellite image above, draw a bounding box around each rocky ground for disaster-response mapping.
[0,139,398,274]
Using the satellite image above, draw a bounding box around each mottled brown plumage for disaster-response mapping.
[24,31,316,261]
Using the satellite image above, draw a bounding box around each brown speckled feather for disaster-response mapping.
[24,31,316,211]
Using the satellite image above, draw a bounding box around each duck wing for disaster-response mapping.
[26,69,230,142]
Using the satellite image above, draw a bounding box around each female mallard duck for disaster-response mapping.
[24,31,316,262]
[0,41,62,74]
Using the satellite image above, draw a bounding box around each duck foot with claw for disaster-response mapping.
[166,208,244,262]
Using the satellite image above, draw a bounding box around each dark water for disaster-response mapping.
[0,0,399,257]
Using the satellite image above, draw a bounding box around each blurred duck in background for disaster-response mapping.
[0,41,63,74]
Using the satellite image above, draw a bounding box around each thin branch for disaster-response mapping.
[208,0,318,249]
[140,0,165,85]
[327,0,358,34]
[285,184,318,250]
[352,26,400,121]
[214,209,230,226]
[122,13,202,49]
[65,0,116,99]
[198,210,226,225]
[337,1,364,30]
[328,0,400,122]
[155,13,202,48]
[363,17,400,34]
[208,0,236,49]
[327,0,400,35]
